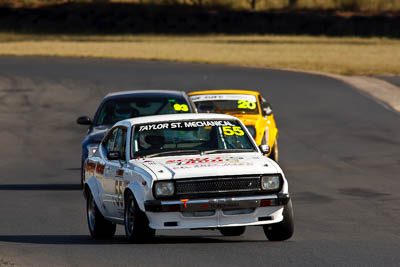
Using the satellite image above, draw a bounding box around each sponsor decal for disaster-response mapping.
[165,156,254,169]
[114,180,124,207]
[201,203,210,209]
[116,169,124,177]
[95,163,105,175]
[85,161,96,176]
[137,120,235,132]
[210,201,240,209]
[191,94,257,102]
[181,199,189,209]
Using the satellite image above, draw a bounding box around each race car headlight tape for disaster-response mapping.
[86,144,99,158]
[154,181,175,197]
[261,175,281,191]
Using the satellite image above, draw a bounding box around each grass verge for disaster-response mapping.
[0,34,399,75]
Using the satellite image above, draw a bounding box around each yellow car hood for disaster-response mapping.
[229,114,262,126]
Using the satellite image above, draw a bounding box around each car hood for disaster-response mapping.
[87,125,111,143]
[133,153,279,180]
[228,114,262,126]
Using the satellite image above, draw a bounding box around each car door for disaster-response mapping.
[100,127,120,218]
[110,127,128,219]
[101,126,128,219]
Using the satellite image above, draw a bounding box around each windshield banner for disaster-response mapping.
[190,94,257,102]
[137,120,235,132]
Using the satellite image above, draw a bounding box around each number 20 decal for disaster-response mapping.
[174,104,189,112]
[222,126,244,136]
[237,100,256,109]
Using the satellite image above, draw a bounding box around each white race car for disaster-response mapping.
[83,113,294,242]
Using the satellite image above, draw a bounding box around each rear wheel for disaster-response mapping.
[219,226,246,236]
[124,192,155,243]
[87,192,116,239]
[263,199,294,241]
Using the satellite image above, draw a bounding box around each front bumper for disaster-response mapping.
[144,194,290,229]
[144,193,290,212]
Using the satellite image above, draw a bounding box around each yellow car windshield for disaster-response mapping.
[191,94,259,115]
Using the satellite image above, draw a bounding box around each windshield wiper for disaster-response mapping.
[203,149,256,155]
[144,150,202,158]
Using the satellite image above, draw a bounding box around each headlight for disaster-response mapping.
[86,144,98,158]
[154,181,175,198]
[261,175,281,191]
[246,126,256,138]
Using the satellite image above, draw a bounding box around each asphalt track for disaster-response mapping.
[378,75,400,88]
[0,56,399,267]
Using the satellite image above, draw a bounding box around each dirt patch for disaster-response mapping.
[0,258,17,267]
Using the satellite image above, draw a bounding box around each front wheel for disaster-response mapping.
[219,226,246,236]
[263,199,294,241]
[269,138,279,163]
[87,192,116,239]
[124,192,155,243]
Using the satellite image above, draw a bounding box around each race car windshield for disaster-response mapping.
[131,120,257,158]
[190,94,259,115]
[94,97,191,126]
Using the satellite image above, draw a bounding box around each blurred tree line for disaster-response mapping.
[1,0,398,36]
[3,0,400,12]
[90,0,400,11]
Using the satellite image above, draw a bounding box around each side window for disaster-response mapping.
[113,128,127,160]
[121,129,127,160]
[103,128,119,155]
[259,95,272,116]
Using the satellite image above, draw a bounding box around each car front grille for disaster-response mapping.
[174,176,261,198]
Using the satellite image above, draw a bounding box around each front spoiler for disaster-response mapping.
[144,193,290,212]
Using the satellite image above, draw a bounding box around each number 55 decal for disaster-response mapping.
[222,126,244,136]
[114,180,124,207]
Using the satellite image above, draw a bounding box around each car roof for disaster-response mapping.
[188,90,260,96]
[116,113,239,127]
[104,90,186,100]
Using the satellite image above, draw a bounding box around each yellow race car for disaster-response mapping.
[188,90,279,162]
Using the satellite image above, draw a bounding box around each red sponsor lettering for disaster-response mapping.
[96,163,105,175]
[117,169,124,177]
[181,199,189,209]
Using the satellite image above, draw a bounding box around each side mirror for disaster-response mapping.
[77,116,92,125]
[263,107,273,116]
[259,145,270,155]
[107,151,121,161]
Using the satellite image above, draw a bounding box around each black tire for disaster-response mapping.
[219,226,246,236]
[263,199,294,241]
[269,138,279,163]
[124,192,155,243]
[87,191,116,239]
